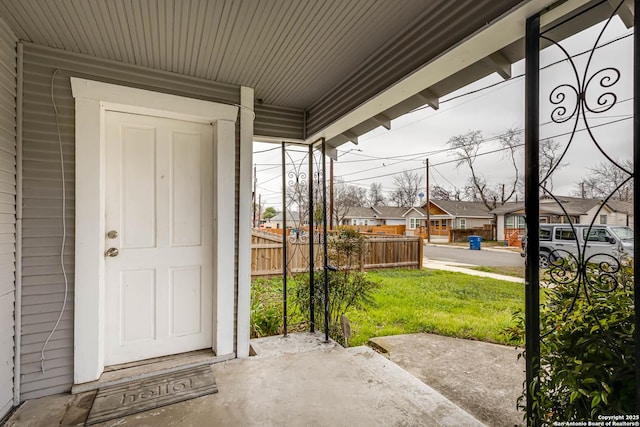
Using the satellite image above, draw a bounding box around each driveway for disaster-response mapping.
[424,244,524,267]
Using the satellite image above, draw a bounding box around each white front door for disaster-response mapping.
[104,111,214,365]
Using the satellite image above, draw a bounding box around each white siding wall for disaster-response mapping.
[604,212,631,227]
[496,215,505,241]
[582,205,615,227]
[18,44,249,401]
[0,16,16,421]
[386,219,405,226]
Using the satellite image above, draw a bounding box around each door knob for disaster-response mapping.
[107,230,118,239]
[105,248,119,257]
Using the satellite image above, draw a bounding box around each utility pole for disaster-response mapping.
[258,194,262,226]
[425,158,430,243]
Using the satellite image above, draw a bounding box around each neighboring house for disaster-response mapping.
[374,206,410,226]
[404,200,494,240]
[341,207,383,226]
[491,196,634,245]
[341,206,406,227]
[263,212,306,229]
[403,207,429,233]
[0,0,622,418]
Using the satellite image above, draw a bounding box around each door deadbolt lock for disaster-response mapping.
[107,230,118,239]
[105,247,119,257]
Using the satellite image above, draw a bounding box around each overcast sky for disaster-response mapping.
[253,16,633,212]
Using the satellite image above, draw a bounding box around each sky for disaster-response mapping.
[253,16,633,212]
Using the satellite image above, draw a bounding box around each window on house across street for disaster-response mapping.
[600,214,607,224]
[506,216,524,228]
[459,218,466,229]
[409,218,419,229]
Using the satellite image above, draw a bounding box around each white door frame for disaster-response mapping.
[71,78,238,384]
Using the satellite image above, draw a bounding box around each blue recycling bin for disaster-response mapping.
[468,235,482,250]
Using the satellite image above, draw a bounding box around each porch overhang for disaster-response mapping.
[0,0,624,156]
[311,0,624,157]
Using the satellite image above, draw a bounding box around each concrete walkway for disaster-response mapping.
[370,333,525,427]
[423,258,525,283]
[5,333,485,427]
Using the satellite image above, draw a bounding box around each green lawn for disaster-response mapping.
[469,265,525,278]
[345,269,524,347]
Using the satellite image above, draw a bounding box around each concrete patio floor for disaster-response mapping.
[5,333,485,427]
[370,333,525,427]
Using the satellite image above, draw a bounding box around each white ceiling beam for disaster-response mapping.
[483,50,512,80]
[609,0,634,28]
[415,88,439,110]
[372,113,391,130]
[341,130,359,145]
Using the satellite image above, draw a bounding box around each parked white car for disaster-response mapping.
[522,224,634,268]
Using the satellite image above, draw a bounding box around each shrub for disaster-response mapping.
[250,278,284,338]
[293,270,378,345]
[292,229,379,344]
[516,260,635,423]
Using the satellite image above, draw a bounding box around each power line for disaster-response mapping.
[253,32,633,196]
[253,145,281,154]
[339,115,632,184]
[354,31,633,142]
[253,33,632,170]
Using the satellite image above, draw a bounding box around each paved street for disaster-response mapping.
[424,244,524,267]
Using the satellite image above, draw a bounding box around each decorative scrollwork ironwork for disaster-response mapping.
[538,0,632,339]
[583,254,621,292]
[546,250,579,285]
[549,84,579,123]
[583,67,620,114]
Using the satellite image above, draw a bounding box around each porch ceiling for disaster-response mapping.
[0,0,623,146]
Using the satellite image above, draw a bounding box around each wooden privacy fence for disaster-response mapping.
[337,224,406,236]
[251,230,423,278]
[449,224,495,243]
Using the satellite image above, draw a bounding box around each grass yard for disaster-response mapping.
[469,265,525,278]
[346,269,524,347]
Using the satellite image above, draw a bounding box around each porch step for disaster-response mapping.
[346,346,486,426]
[71,349,235,394]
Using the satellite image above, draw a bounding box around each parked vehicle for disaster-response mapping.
[520,224,634,268]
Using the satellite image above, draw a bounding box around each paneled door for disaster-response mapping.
[104,111,213,365]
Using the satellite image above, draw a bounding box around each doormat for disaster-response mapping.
[85,365,218,425]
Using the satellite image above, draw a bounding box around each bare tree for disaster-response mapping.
[367,182,386,207]
[333,178,367,225]
[430,185,452,201]
[390,171,423,207]
[573,159,633,201]
[539,138,567,193]
[448,129,522,210]
[286,180,310,225]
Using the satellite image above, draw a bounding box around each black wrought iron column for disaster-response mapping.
[524,13,541,426]
[281,142,288,337]
[321,139,330,342]
[308,143,315,332]
[526,0,637,421]
[634,0,640,413]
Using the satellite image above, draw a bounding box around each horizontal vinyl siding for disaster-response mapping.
[254,103,304,140]
[0,15,16,421]
[20,43,241,401]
